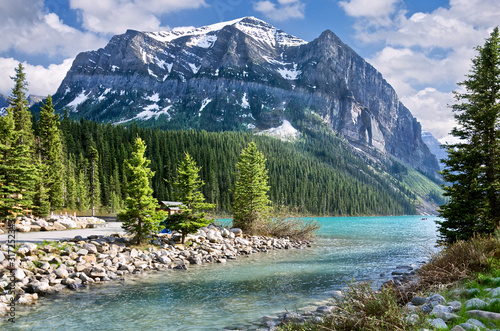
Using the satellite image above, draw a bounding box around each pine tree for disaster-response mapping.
[38,95,64,210]
[438,27,500,243]
[163,153,214,244]
[0,109,37,219]
[232,142,271,233]
[8,63,35,149]
[89,145,101,216]
[118,138,161,244]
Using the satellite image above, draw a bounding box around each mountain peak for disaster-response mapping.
[144,16,306,48]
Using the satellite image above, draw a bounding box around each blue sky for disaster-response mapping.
[1,0,499,141]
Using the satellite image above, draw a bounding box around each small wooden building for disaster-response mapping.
[159,201,184,216]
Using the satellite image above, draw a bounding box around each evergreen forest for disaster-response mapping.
[49,113,442,216]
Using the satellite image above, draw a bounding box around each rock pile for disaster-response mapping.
[406,290,500,331]
[0,225,310,315]
[0,215,107,234]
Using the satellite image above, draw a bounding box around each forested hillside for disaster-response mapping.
[50,111,442,216]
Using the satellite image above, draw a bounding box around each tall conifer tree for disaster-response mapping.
[163,153,214,244]
[232,142,271,233]
[439,27,500,243]
[118,138,160,244]
[38,95,64,210]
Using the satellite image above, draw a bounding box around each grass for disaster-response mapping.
[278,232,500,331]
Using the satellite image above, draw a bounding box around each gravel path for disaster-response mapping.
[0,222,125,244]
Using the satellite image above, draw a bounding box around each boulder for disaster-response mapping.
[13,268,26,281]
[465,298,486,310]
[159,256,171,264]
[466,309,500,320]
[76,249,89,256]
[15,224,31,232]
[411,296,427,306]
[490,287,500,297]
[427,294,446,307]
[28,225,41,232]
[82,243,98,254]
[31,281,51,294]
[428,318,447,329]
[450,326,466,331]
[57,217,77,229]
[54,267,69,278]
[17,293,38,305]
[41,226,56,231]
[52,222,67,231]
[465,318,486,329]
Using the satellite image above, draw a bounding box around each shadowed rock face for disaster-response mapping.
[51,16,439,176]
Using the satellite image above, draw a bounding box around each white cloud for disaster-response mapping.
[401,88,456,140]
[0,57,73,96]
[253,0,305,21]
[340,0,500,139]
[338,0,400,18]
[69,0,207,34]
[0,0,106,58]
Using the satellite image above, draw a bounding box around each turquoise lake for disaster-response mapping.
[3,216,439,330]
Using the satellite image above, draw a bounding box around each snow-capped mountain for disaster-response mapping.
[51,16,440,176]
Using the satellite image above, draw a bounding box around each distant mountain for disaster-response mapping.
[422,131,447,170]
[51,16,440,177]
[0,93,8,115]
[1,93,44,116]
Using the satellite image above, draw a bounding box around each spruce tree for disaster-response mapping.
[438,27,500,243]
[163,153,214,244]
[38,95,64,210]
[118,138,160,244]
[232,142,271,233]
[89,145,101,216]
[0,110,37,219]
[9,63,34,149]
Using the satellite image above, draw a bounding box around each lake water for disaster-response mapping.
[3,216,439,330]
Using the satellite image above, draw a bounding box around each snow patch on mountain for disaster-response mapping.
[187,35,217,48]
[277,64,301,80]
[257,120,299,141]
[145,17,305,49]
[66,90,89,111]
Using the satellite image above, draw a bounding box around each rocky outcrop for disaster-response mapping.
[51,16,439,177]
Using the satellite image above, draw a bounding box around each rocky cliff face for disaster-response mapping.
[52,16,440,176]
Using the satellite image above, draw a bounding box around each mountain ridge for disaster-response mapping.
[50,16,440,178]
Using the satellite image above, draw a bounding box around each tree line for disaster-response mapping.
[0,64,419,220]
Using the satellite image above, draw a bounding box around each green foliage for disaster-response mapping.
[118,138,160,244]
[232,142,271,233]
[37,95,64,210]
[0,65,38,219]
[9,63,35,149]
[163,153,214,243]
[439,27,500,244]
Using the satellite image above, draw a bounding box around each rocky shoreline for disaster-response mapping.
[0,220,311,319]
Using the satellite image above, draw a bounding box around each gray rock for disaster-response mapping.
[465,298,486,310]
[450,326,466,331]
[13,268,26,281]
[427,294,446,307]
[431,305,458,321]
[17,293,38,305]
[448,301,462,312]
[76,249,89,256]
[82,243,98,254]
[159,256,171,264]
[428,318,447,329]
[411,296,427,306]
[31,281,51,293]
[467,309,500,320]
[54,267,69,278]
[490,287,500,297]
[465,318,486,329]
